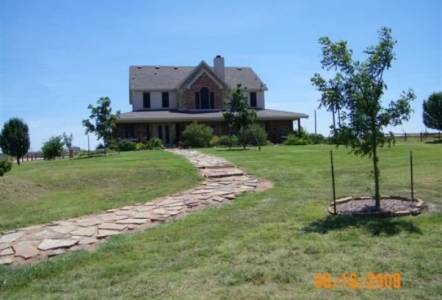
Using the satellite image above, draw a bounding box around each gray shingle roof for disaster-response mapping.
[130,63,266,91]
[116,109,308,123]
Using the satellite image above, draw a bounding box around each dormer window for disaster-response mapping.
[143,92,150,108]
[195,87,215,109]
[250,92,257,108]
[162,92,169,108]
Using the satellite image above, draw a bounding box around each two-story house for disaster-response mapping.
[115,55,308,146]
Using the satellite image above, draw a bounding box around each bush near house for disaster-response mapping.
[209,135,220,147]
[182,122,213,148]
[284,127,310,145]
[218,135,239,148]
[118,139,136,152]
[284,133,309,145]
[147,137,164,150]
[135,142,147,150]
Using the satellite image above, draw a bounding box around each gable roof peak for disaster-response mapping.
[176,60,229,89]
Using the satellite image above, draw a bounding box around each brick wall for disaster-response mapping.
[115,120,295,144]
[115,123,150,140]
[268,120,293,142]
[180,73,225,109]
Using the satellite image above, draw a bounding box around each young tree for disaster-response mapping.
[223,84,257,149]
[42,136,65,160]
[62,132,74,151]
[311,27,416,209]
[422,92,442,132]
[237,123,267,149]
[82,97,120,156]
[0,118,30,165]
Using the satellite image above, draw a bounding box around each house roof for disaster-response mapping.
[116,109,309,123]
[177,61,229,90]
[129,63,267,91]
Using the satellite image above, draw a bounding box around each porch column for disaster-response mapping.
[297,119,301,135]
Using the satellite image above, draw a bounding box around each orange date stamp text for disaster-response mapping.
[314,272,401,290]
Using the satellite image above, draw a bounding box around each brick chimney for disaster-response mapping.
[213,55,225,81]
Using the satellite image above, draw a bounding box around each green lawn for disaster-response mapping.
[1,142,441,299]
[0,151,202,230]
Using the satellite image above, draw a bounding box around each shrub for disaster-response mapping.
[284,133,309,145]
[42,136,65,159]
[292,127,309,140]
[147,137,164,150]
[182,122,213,148]
[135,142,147,150]
[308,133,326,144]
[218,135,239,148]
[118,139,136,151]
[108,139,119,151]
[0,157,13,177]
[237,124,268,147]
[209,135,220,147]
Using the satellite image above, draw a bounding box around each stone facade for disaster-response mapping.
[267,120,292,142]
[116,120,294,145]
[178,72,227,109]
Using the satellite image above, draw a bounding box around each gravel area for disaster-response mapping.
[335,198,421,215]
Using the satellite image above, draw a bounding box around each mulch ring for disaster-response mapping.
[328,196,427,217]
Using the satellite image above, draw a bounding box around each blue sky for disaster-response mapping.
[1,0,440,151]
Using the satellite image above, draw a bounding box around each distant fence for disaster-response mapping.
[0,151,80,163]
[390,132,441,141]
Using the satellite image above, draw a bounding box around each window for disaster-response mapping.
[143,93,150,108]
[162,92,169,108]
[250,92,257,108]
[125,125,134,139]
[195,87,215,109]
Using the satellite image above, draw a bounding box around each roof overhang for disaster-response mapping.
[116,109,309,124]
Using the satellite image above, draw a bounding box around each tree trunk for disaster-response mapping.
[337,109,341,127]
[372,137,381,210]
[16,156,20,165]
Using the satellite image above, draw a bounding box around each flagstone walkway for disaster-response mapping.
[0,149,271,266]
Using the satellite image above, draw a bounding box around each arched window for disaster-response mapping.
[195,87,215,109]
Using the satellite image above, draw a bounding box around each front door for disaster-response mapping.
[157,124,173,146]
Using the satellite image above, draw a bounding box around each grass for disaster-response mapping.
[0,141,441,299]
[0,151,202,230]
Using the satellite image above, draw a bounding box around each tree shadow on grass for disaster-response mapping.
[424,140,442,144]
[215,148,250,152]
[302,215,422,236]
[73,154,115,160]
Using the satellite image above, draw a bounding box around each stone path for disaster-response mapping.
[0,149,270,266]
